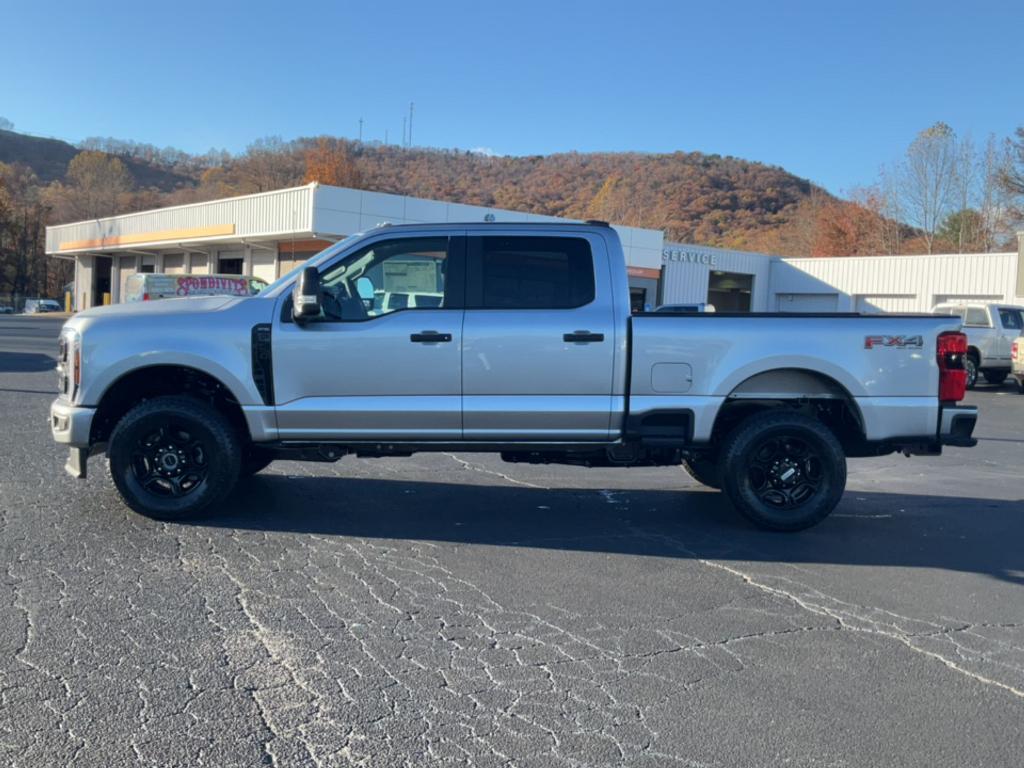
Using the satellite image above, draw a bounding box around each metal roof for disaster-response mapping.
[45,183,666,269]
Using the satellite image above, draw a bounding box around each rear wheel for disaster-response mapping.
[720,411,846,531]
[108,396,241,520]
[983,369,1009,385]
[683,457,721,489]
[965,355,979,389]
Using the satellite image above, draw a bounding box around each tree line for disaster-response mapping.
[2,121,1024,302]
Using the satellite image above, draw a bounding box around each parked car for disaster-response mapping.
[655,303,716,313]
[123,273,268,302]
[52,222,977,531]
[23,298,63,314]
[1012,336,1024,394]
[0,305,13,314]
[932,302,1024,387]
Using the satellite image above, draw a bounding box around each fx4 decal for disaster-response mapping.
[864,334,924,350]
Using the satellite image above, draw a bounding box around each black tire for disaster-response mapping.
[241,447,275,477]
[108,396,241,520]
[683,457,721,489]
[720,411,846,532]
[965,355,979,389]
[982,369,1009,386]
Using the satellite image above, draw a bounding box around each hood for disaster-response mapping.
[63,295,265,337]
[73,295,242,320]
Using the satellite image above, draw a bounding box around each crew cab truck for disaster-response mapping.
[51,223,978,531]
[932,302,1024,388]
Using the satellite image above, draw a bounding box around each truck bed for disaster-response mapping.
[627,312,964,443]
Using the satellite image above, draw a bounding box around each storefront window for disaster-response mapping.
[708,271,754,312]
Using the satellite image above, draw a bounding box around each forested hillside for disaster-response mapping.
[0,129,837,251]
[0,130,192,190]
[2,124,1022,300]
[348,146,819,250]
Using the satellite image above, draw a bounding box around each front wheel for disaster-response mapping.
[241,446,275,477]
[683,457,721,489]
[108,396,242,520]
[720,411,846,531]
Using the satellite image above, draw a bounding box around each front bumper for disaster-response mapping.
[50,398,95,479]
[938,404,978,447]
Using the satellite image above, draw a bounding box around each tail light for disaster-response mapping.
[1014,340,1020,361]
[143,293,150,301]
[937,331,967,402]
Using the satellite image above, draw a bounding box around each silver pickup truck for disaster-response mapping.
[51,222,978,530]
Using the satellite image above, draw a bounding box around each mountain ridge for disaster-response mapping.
[0,128,847,253]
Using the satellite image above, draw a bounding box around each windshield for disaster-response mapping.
[261,234,363,296]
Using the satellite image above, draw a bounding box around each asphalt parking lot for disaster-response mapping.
[1,315,1022,768]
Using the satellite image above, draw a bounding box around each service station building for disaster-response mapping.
[46,183,1024,313]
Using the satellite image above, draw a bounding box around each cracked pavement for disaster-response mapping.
[1,315,1023,767]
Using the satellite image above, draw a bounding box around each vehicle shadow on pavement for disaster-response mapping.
[0,352,56,373]
[194,475,1024,586]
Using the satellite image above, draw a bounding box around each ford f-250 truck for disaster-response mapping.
[50,222,978,530]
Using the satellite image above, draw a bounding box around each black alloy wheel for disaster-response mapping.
[745,434,823,510]
[720,410,846,531]
[108,396,241,519]
[130,421,210,498]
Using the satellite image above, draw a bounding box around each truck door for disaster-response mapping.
[272,234,465,440]
[995,307,1024,364]
[461,233,617,440]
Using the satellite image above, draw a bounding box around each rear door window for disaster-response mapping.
[964,307,990,327]
[468,236,595,309]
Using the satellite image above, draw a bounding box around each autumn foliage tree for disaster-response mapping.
[303,137,362,188]
[0,162,68,302]
[45,150,134,221]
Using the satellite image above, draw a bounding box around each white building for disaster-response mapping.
[46,183,665,309]
[46,182,1024,314]
[659,238,1024,312]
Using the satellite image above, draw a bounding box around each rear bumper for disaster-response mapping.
[938,404,978,447]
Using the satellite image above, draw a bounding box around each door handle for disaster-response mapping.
[563,331,605,343]
[410,331,452,343]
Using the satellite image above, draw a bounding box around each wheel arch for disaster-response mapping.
[89,364,251,446]
[710,368,866,452]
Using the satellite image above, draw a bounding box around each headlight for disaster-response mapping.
[57,329,80,400]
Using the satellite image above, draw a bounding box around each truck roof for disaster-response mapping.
[361,221,614,233]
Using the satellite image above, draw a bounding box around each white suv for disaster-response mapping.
[932,302,1024,387]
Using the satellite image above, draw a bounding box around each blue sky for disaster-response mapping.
[2,0,1021,196]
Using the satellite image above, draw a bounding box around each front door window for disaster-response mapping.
[315,237,453,321]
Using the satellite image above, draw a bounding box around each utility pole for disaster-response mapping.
[408,102,414,147]
[358,117,364,142]
[402,117,407,148]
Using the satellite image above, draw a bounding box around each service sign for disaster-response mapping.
[662,247,718,266]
